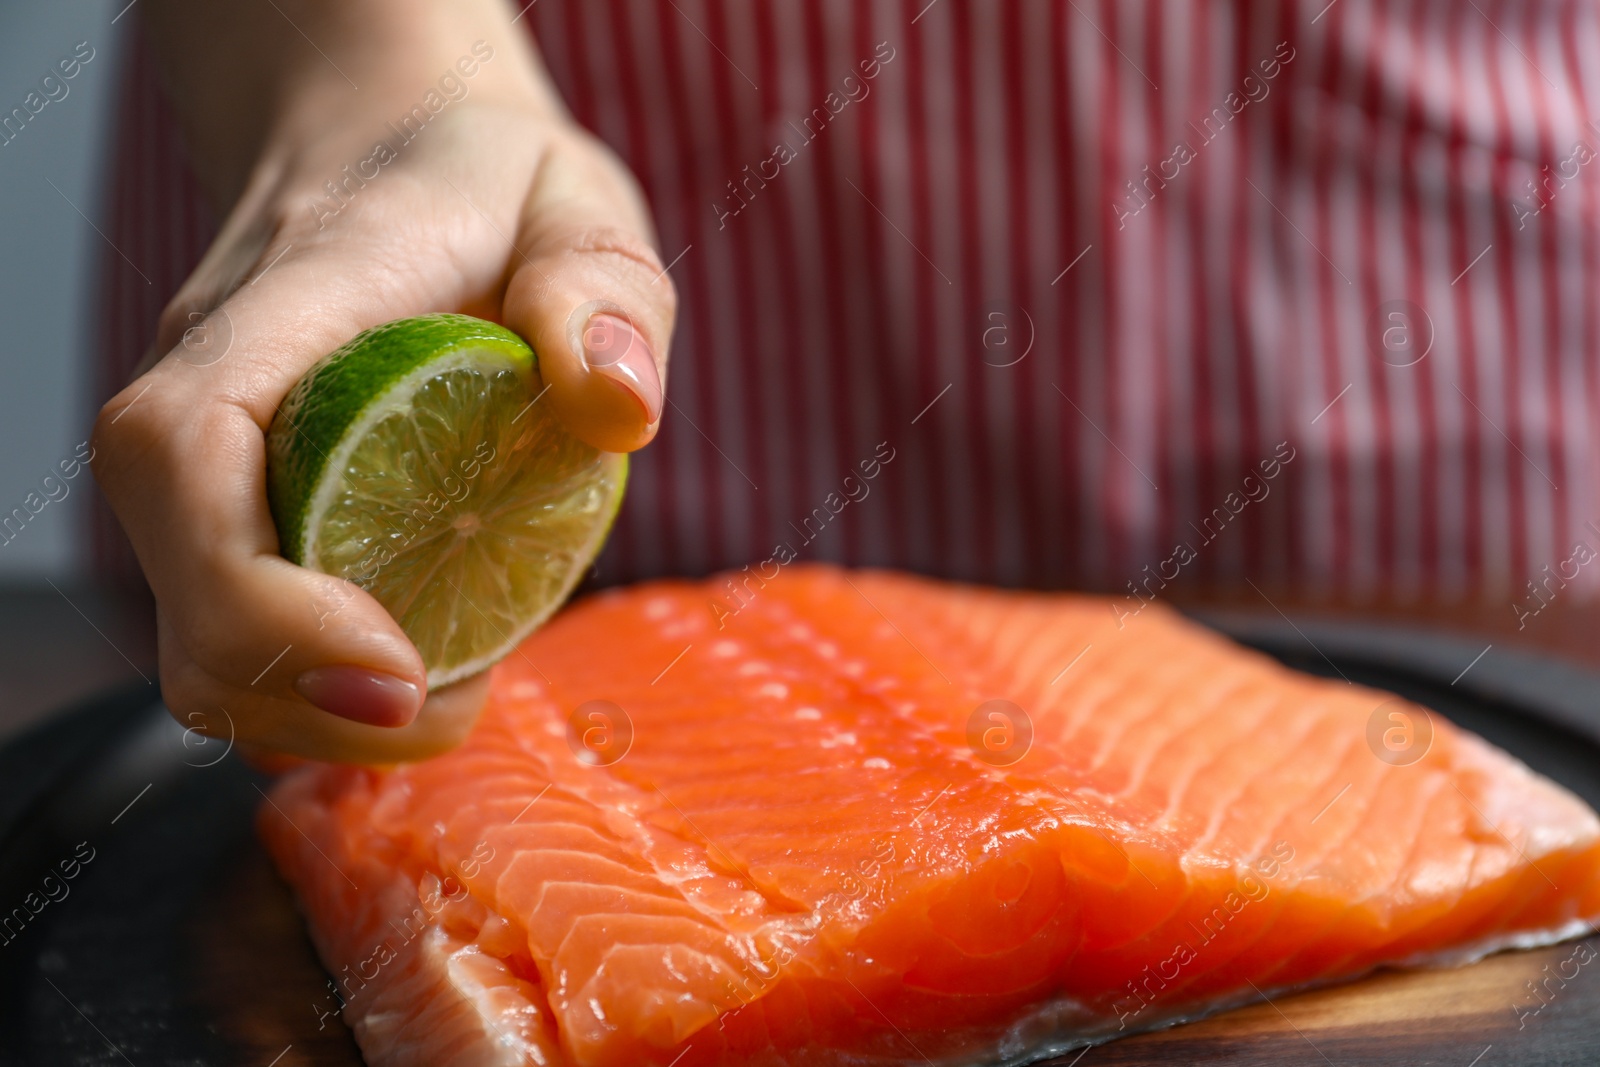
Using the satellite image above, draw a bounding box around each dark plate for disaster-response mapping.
[0,615,1595,1066]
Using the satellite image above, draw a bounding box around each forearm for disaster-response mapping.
[142,0,563,209]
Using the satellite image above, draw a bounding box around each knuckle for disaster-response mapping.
[569,224,658,266]
[91,379,161,487]
[93,385,239,510]
[525,219,665,278]
[579,228,671,291]
[527,226,679,327]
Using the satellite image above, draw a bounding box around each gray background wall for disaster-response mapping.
[0,1,126,580]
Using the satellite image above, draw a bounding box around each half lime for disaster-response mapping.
[267,313,625,687]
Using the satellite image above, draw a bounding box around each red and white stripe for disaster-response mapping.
[95,0,1600,604]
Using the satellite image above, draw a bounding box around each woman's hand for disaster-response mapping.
[91,0,674,763]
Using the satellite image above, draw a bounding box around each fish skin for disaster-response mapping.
[261,566,1600,1066]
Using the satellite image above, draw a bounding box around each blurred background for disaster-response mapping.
[7,0,1600,748]
[0,3,153,737]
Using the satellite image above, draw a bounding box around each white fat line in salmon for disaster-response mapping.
[1111,840,1295,1030]
[313,840,496,1029]
[721,833,1298,1024]
[0,841,96,948]
[714,838,899,1016]
[708,441,897,631]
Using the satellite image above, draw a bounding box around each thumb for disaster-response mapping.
[501,131,676,454]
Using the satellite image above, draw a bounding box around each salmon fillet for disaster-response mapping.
[261,566,1600,1066]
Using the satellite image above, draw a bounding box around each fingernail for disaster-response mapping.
[294,666,422,728]
[581,313,661,424]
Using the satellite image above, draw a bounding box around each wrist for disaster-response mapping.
[267,46,548,175]
[147,0,564,210]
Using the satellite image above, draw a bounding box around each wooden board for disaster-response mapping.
[190,834,1599,1067]
[1064,945,1592,1066]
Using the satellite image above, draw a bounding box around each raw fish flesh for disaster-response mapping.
[261,567,1600,1066]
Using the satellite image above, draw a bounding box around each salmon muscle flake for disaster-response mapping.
[261,566,1600,1066]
